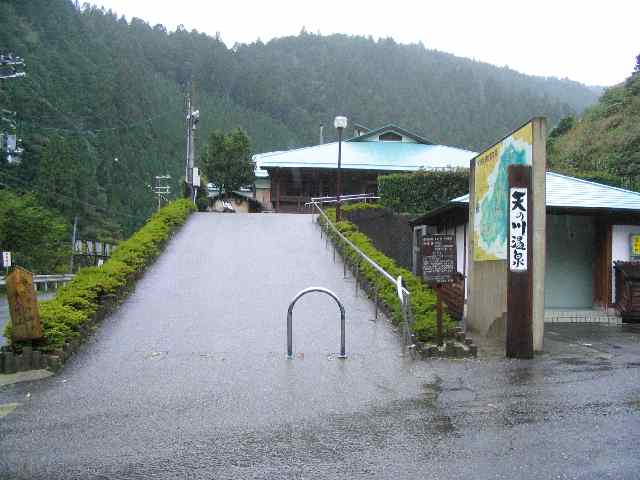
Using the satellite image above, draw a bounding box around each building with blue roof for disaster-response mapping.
[410,171,640,321]
[252,124,475,211]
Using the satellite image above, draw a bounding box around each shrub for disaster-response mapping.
[320,203,456,342]
[378,169,469,215]
[3,199,196,351]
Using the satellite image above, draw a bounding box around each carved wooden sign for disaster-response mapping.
[6,266,43,341]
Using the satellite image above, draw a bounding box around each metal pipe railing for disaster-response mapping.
[310,193,379,202]
[286,286,347,359]
[308,201,414,348]
[310,202,409,296]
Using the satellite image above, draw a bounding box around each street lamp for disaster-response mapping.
[334,115,348,222]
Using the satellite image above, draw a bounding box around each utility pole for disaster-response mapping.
[154,175,171,211]
[184,92,199,202]
[1,52,26,165]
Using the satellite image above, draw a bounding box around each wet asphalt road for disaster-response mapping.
[1,213,640,479]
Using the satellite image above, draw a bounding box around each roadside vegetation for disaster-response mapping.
[0,190,70,274]
[3,199,196,352]
[378,169,469,215]
[548,55,640,192]
[319,203,456,341]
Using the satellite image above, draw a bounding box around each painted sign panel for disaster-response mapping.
[631,234,640,260]
[422,234,457,284]
[509,188,528,271]
[474,122,533,261]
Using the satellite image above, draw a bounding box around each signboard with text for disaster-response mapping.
[2,251,11,268]
[509,187,528,271]
[422,234,456,284]
[474,121,533,261]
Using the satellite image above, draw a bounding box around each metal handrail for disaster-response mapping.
[0,273,75,286]
[308,194,380,205]
[309,201,414,349]
[309,202,410,300]
[310,193,379,202]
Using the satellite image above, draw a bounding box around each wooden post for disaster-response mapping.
[436,284,444,346]
[506,165,533,358]
[276,169,281,212]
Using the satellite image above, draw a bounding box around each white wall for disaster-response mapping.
[612,224,640,300]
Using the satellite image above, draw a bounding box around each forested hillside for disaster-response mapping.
[0,0,600,247]
[548,59,640,192]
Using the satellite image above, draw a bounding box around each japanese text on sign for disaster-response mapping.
[422,234,456,284]
[509,187,528,272]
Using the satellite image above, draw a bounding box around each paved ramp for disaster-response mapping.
[2,213,640,479]
[0,213,426,477]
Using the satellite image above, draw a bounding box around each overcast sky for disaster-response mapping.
[93,0,638,87]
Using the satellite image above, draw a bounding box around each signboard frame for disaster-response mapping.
[421,234,457,285]
[421,233,457,345]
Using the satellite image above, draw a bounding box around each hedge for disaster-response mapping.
[378,169,469,215]
[3,199,196,352]
[319,203,456,341]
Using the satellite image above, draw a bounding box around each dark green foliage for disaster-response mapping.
[3,199,196,351]
[0,1,599,244]
[548,67,640,192]
[200,129,254,195]
[378,169,469,214]
[0,190,69,273]
[319,203,456,341]
[548,116,576,139]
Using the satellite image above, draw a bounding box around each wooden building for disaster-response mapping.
[252,125,476,212]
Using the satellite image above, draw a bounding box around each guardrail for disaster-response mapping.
[307,197,414,349]
[309,193,380,205]
[0,273,75,291]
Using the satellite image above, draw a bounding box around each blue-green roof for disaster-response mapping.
[253,141,475,172]
[452,172,640,211]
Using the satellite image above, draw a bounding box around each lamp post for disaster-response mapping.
[334,115,348,222]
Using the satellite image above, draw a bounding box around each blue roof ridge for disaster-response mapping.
[254,141,339,160]
[547,171,640,197]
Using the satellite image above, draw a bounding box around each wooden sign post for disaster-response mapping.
[506,165,533,358]
[422,234,456,346]
[6,266,43,342]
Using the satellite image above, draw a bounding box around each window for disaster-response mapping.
[378,131,402,142]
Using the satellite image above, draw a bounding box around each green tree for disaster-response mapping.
[0,191,69,273]
[200,129,254,196]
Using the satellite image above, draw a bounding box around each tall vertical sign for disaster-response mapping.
[467,117,546,354]
[506,166,533,358]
